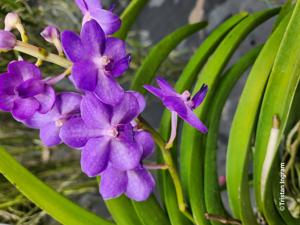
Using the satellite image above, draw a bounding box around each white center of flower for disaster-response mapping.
[55,119,65,127]
[181,90,191,101]
[94,55,111,69]
[181,90,194,108]
[106,127,118,137]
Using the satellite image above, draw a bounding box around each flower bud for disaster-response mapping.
[41,26,59,43]
[4,12,21,31]
[0,30,16,51]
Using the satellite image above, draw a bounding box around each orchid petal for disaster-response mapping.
[163,96,188,116]
[59,117,98,148]
[8,61,42,81]
[110,139,142,170]
[72,60,98,91]
[156,76,176,95]
[40,123,61,147]
[12,97,40,120]
[81,93,111,129]
[135,131,155,159]
[143,85,164,99]
[80,20,105,56]
[81,137,110,177]
[35,86,56,114]
[111,92,139,125]
[126,168,155,201]
[191,84,208,109]
[100,165,127,200]
[94,73,124,105]
[61,31,85,62]
[90,9,121,35]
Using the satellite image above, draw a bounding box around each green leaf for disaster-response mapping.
[157,12,248,225]
[226,12,291,224]
[132,195,171,225]
[179,8,279,225]
[0,147,114,225]
[204,45,262,225]
[254,1,300,223]
[114,0,149,40]
[130,21,208,93]
[105,196,142,225]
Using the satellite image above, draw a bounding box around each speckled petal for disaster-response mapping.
[100,165,127,200]
[125,167,155,201]
[81,137,110,177]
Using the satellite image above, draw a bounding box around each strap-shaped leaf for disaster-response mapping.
[130,21,208,93]
[204,45,262,225]
[226,12,291,224]
[254,1,300,223]
[114,0,149,40]
[0,147,114,225]
[105,196,142,225]
[157,13,248,225]
[179,8,279,225]
[132,195,171,225]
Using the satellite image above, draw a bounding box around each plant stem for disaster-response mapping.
[137,116,195,224]
[13,41,72,68]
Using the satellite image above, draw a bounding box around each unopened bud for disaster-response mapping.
[41,26,63,55]
[41,26,59,43]
[0,30,16,51]
[4,12,21,31]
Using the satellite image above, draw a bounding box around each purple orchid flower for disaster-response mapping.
[0,61,55,121]
[100,124,155,201]
[61,20,130,105]
[0,30,16,51]
[60,92,146,175]
[24,93,82,147]
[75,0,121,35]
[144,77,208,146]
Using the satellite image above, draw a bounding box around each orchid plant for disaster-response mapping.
[0,0,299,225]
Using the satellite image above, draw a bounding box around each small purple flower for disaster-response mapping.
[0,30,16,51]
[75,0,121,35]
[144,77,208,133]
[61,20,130,105]
[60,92,145,175]
[100,124,155,201]
[25,93,82,147]
[100,164,155,201]
[0,61,55,121]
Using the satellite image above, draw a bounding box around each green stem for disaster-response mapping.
[137,117,195,224]
[13,41,72,68]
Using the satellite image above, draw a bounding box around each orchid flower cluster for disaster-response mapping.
[0,0,208,202]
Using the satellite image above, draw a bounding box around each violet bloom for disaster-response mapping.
[144,77,208,146]
[0,30,16,51]
[75,0,121,35]
[60,92,145,175]
[100,125,155,201]
[0,61,55,121]
[61,20,130,105]
[25,93,82,147]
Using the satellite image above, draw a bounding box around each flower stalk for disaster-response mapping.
[137,116,195,223]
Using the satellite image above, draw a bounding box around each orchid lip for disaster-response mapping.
[94,55,111,69]
[55,119,65,127]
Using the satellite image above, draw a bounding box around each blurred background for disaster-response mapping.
[0,0,285,224]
